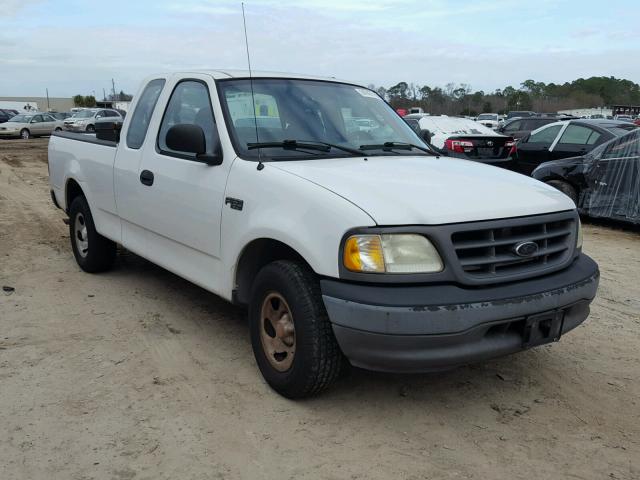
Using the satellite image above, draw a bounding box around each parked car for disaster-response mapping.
[533,129,640,224]
[63,108,123,132]
[476,113,500,129]
[496,117,558,141]
[0,109,13,123]
[48,71,598,398]
[506,110,536,120]
[614,115,634,123]
[405,114,516,167]
[50,112,73,121]
[0,113,63,139]
[511,119,639,176]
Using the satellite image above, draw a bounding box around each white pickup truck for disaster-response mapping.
[48,70,600,398]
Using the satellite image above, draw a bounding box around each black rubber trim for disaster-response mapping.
[322,253,598,307]
[50,189,61,210]
[51,130,117,147]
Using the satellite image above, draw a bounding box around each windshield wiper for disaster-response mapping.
[247,139,365,156]
[359,141,438,156]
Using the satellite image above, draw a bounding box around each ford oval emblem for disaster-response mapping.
[487,141,493,147]
[514,241,539,257]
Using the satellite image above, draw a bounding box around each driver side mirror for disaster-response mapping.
[166,124,223,166]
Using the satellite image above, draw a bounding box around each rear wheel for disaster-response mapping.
[249,260,343,398]
[20,129,30,139]
[547,180,578,205]
[69,195,116,272]
[86,124,95,133]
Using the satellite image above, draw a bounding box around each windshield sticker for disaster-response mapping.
[355,88,380,99]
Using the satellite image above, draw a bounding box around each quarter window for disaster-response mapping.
[158,80,219,158]
[528,125,562,143]
[503,120,522,132]
[126,78,165,149]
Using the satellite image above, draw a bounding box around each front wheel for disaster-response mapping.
[20,129,31,139]
[69,195,117,272]
[249,260,343,398]
[547,180,578,205]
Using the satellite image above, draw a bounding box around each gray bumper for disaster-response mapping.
[321,254,599,373]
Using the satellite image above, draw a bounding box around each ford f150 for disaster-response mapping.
[48,71,600,398]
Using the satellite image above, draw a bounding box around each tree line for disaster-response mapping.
[368,76,640,116]
[73,90,133,107]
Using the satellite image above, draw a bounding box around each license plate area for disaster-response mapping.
[522,310,564,348]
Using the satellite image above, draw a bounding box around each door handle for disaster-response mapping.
[140,170,154,186]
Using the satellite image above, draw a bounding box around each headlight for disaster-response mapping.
[343,234,443,274]
[576,218,583,249]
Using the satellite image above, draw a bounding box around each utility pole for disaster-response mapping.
[112,78,116,102]
[46,88,50,111]
[103,88,106,101]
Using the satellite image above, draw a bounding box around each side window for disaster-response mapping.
[95,111,105,118]
[158,80,219,157]
[44,114,56,122]
[126,78,165,149]
[558,125,600,145]
[32,115,43,123]
[503,120,522,132]
[601,132,640,159]
[528,125,562,143]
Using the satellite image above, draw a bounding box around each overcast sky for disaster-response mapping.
[1,0,639,98]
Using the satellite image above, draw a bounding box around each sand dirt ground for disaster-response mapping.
[1,138,638,480]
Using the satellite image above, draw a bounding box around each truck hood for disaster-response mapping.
[273,156,575,225]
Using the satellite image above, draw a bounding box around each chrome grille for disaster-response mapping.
[451,216,576,279]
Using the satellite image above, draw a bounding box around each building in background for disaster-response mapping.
[0,96,74,113]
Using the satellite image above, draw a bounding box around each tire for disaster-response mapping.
[68,195,116,273]
[249,260,343,398]
[547,180,578,205]
[55,127,62,132]
[86,124,95,133]
[20,129,30,139]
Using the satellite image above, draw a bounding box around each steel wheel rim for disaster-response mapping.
[21,130,29,139]
[259,292,296,372]
[74,213,89,258]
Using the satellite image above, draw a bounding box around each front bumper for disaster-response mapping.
[0,130,20,137]
[321,254,599,373]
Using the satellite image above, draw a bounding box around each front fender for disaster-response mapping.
[220,159,375,298]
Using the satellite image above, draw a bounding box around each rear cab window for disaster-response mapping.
[126,78,166,149]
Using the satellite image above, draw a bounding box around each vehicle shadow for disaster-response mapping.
[108,247,566,404]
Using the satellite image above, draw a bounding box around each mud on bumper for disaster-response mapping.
[321,254,599,373]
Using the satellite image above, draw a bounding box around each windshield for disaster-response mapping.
[73,110,96,118]
[217,78,430,160]
[477,114,497,121]
[9,114,32,122]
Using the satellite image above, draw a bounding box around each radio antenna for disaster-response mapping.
[242,3,263,171]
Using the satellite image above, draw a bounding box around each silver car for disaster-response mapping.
[64,109,123,133]
[0,113,64,139]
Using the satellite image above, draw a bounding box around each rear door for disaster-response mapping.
[514,124,563,175]
[41,114,58,134]
[550,124,605,160]
[584,131,640,222]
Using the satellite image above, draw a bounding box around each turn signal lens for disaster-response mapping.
[576,218,583,249]
[343,235,385,273]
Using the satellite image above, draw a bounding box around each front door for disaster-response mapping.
[131,76,230,291]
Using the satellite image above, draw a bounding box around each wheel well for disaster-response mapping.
[65,179,84,213]
[234,239,312,305]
